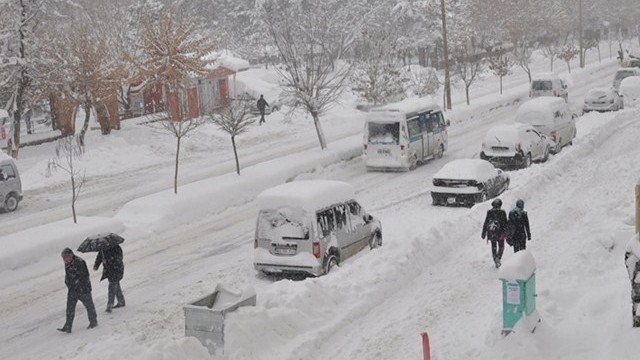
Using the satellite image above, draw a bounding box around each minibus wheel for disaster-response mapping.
[435,144,444,159]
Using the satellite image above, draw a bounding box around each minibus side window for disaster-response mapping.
[407,118,421,139]
[317,208,336,237]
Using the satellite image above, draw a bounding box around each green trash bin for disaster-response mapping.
[498,250,541,336]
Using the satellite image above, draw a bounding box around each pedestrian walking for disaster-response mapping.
[257,94,269,125]
[624,235,640,327]
[482,198,508,268]
[57,248,97,333]
[94,244,126,312]
[507,199,531,253]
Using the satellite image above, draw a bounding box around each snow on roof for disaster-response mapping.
[498,249,537,280]
[257,180,356,212]
[586,88,611,96]
[533,72,561,80]
[375,97,440,116]
[433,159,497,182]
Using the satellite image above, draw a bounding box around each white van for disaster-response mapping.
[613,68,640,90]
[253,180,382,277]
[0,153,22,212]
[530,74,568,102]
[515,97,576,153]
[363,99,449,171]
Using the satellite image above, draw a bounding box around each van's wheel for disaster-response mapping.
[522,153,532,169]
[4,194,19,212]
[369,232,382,249]
[555,138,563,153]
[408,155,418,171]
[324,254,339,274]
[435,144,444,159]
[543,145,550,162]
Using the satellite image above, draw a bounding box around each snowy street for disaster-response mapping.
[2,40,640,360]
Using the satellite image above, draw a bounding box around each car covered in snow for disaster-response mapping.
[530,74,568,102]
[0,153,22,213]
[480,124,551,169]
[583,88,624,113]
[431,159,509,207]
[613,67,640,90]
[253,180,382,277]
[515,97,576,153]
[619,76,640,108]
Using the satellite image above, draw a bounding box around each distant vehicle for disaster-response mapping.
[431,159,510,207]
[480,124,551,169]
[363,98,449,171]
[235,92,280,115]
[253,180,382,277]
[613,68,640,90]
[0,153,22,213]
[583,88,624,113]
[530,74,568,102]
[619,76,640,108]
[515,96,576,153]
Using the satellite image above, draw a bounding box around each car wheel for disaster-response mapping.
[555,139,563,153]
[324,254,339,274]
[4,194,19,212]
[543,145,550,162]
[522,153,532,169]
[369,231,382,249]
[435,144,444,159]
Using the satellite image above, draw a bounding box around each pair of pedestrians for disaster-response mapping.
[481,199,532,268]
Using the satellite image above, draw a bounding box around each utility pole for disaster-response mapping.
[440,0,452,110]
[579,0,584,68]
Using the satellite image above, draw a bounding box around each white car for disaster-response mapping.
[530,74,568,102]
[583,88,624,113]
[431,159,510,207]
[480,124,551,169]
[619,76,640,108]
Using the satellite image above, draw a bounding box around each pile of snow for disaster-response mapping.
[498,249,536,281]
[69,336,211,360]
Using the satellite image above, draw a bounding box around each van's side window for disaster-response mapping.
[0,164,15,179]
[334,204,349,231]
[407,118,421,139]
[317,209,335,237]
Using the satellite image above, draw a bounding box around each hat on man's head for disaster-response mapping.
[61,248,74,256]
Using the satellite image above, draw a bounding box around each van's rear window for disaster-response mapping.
[532,81,552,90]
[368,122,399,145]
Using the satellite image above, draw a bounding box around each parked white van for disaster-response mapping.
[515,97,576,153]
[253,180,382,277]
[0,153,23,212]
[613,67,640,90]
[619,76,640,108]
[363,98,449,171]
[530,74,568,102]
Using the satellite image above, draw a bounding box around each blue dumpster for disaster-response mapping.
[498,250,541,335]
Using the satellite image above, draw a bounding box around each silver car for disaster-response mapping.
[583,88,623,113]
[0,154,23,212]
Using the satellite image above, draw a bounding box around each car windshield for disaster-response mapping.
[368,122,399,145]
[532,80,552,90]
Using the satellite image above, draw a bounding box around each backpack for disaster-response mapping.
[487,219,500,234]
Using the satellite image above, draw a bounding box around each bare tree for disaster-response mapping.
[136,8,215,194]
[401,66,440,97]
[452,42,484,105]
[48,135,85,224]
[558,44,580,73]
[261,0,365,150]
[514,43,534,84]
[541,42,560,72]
[209,100,256,175]
[487,48,512,95]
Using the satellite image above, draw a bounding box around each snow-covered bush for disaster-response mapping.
[400,65,440,97]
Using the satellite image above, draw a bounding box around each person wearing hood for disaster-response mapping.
[58,248,97,333]
[482,198,508,268]
[94,245,125,313]
[507,199,531,253]
[624,235,640,327]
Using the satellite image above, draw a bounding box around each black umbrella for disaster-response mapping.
[77,233,125,253]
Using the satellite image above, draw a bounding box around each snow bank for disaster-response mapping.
[69,336,211,360]
[115,136,362,235]
[498,249,536,281]
[0,216,125,272]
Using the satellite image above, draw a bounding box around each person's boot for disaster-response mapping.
[105,306,112,313]
[87,322,98,329]
[113,302,125,309]
[57,325,71,333]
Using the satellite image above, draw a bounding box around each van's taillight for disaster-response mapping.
[254,238,258,248]
[312,242,321,258]
[550,130,557,142]
[515,143,521,152]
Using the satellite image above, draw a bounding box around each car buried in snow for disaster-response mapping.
[480,123,551,169]
[431,159,510,208]
[583,88,624,113]
[253,180,382,277]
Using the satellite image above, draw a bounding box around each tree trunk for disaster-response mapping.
[174,135,181,194]
[550,58,554,72]
[79,103,91,147]
[440,0,452,110]
[71,175,77,224]
[597,44,601,63]
[566,61,571,73]
[311,112,327,150]
[499,75,503,95]
[465,84,470,105]
[231,135,240,175]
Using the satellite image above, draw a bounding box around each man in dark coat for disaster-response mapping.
[94,244,125,312]
[58,248,97,333]
[482,198,508,268]
[257,94,269,125]
[507,199,531,253]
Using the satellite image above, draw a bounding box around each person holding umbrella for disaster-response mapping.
[77,233,126,313]
[57,248,98,333]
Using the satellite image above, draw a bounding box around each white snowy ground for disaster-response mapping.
[1,42,639,359]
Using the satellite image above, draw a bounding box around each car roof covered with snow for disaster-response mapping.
[484,123,531,143]
[257,180,356,212]
[532,72,562,81]
[433,159,498,182]
[585,88,613,97]
[619,76,640,97]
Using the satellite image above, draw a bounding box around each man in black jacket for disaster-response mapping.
[508,199,532,253]
[482,198,508,268]
[257,94,269,125]
[58,248,97,333]
[94,245,126,312]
